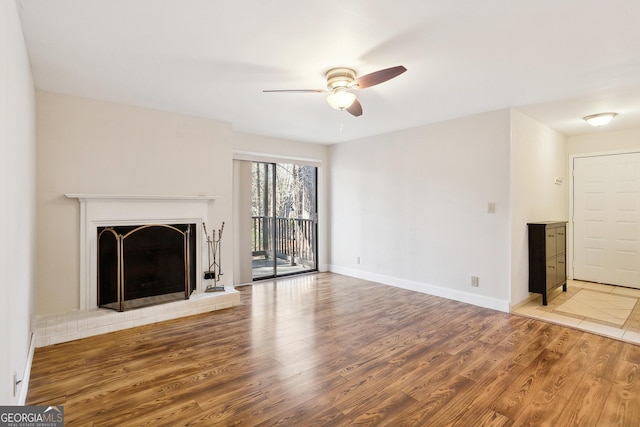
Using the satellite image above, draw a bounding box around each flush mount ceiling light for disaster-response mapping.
[583,112,617,126]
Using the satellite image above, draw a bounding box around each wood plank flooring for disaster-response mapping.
[27,272,640,426]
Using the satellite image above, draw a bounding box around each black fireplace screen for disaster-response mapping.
[97,223,197,311]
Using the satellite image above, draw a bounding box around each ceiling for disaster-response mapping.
[16,0,640,144]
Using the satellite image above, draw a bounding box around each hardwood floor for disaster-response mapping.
[27,273,640,426]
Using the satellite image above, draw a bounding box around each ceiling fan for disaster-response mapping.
[263,65,407,117]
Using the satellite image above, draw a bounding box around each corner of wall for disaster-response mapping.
[509,111,568,306]
[1,0,37,405]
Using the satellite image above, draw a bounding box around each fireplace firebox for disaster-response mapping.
[97,223,197,311]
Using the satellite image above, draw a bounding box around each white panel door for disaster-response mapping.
[573,153,640,288]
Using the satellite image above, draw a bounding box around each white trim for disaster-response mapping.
[233,150,322,166]
[328,265,510,313]
[65,194,218,201]
[18,332,35,405]
[569,148,640,160]
[568,154,574,280]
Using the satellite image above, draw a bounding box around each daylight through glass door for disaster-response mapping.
[251,162,317,280]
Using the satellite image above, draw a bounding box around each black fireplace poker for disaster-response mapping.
[203,221,225,292]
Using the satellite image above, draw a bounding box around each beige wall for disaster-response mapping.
[1,0,36,404]
[35,92,331,315]
[566,127,640,155]
[510,109,568,305]
[35,79,626,322]
[329,109,512,311]
[36,91,234,314]
[233,131,328,161]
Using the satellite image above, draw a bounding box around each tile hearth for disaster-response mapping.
[33,288,240,348]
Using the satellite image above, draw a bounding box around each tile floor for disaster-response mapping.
[513,279,640,345]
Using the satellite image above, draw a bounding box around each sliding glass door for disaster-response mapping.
[251,161,317,279]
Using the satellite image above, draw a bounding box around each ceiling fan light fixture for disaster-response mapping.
[583,112,617,126]
[264,65,406,117]
[326,89,356,110]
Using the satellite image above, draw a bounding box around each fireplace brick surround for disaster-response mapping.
[31,194,240,348]
[33,290,238,347]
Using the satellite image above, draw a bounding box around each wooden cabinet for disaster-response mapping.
[527,221,567,305]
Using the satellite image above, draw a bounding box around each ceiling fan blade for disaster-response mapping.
[263,89,326,93]
[352,65,407,89]
[346,99,363,117]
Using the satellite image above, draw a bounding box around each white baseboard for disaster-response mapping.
[18,332,35,405]
[328,265,510,313]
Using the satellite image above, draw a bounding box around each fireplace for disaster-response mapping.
[97,223,197,311]
[66,194,217,310]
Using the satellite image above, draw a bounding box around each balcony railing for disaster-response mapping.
[252,216,315,268]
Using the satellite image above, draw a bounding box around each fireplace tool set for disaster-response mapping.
[203,221,225,292]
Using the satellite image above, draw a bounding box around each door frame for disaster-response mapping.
[251,161,319,280]
[568,148,640,281]
[232,150,324,285]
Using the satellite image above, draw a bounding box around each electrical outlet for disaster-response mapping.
[356,256,360,264]
[487,202,496,214]
[471,276,479,287]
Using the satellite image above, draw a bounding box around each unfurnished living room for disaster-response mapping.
[3,1,640,425]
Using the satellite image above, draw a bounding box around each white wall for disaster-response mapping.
[36,91,234,315]
[510,109,568,305]
[328,109,512,311]
[0,0,36,404]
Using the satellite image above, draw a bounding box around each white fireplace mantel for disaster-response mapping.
[66,194,219,202]
[66,194,218,310]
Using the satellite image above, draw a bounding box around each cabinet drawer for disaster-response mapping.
[545,228,557,257]
[556,227,566,254]
[546,259,556,290]
[556,254,566,285]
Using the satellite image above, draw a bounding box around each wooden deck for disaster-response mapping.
[27,273,640,426]
[251,256,314,279]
